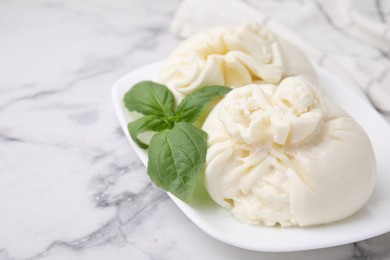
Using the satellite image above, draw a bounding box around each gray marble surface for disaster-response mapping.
[0,0,389,259]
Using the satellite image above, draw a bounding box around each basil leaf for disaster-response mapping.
[127,116,171,149]
[175,86,231,123]
[147,122,207,202]
[124,81,175,118]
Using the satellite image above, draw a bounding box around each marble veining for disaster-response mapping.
[0,0,390,259]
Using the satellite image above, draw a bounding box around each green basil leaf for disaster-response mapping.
[128,116,171,149]
[175,86,231,123]
[147,122,207,202]
[124,81,175,118]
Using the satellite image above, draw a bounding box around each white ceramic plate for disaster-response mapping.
[112,61,390,252]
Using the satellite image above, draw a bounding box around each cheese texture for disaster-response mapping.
[202,77,376,226]
[157,23,315,103]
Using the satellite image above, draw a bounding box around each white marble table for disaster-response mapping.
[1,0,389,259]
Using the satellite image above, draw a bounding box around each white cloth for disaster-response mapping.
[170,0,390,123]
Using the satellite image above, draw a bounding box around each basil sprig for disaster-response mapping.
[124,81,231,202]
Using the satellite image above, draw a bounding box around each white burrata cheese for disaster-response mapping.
[157,22,315,103]
[202,77,376,227]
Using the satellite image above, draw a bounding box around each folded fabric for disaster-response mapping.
[171,0,390,123]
